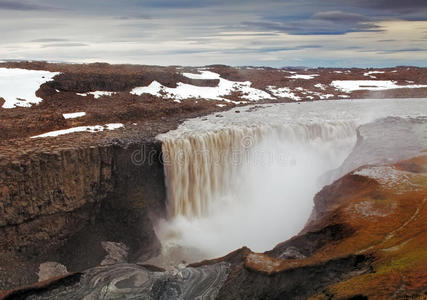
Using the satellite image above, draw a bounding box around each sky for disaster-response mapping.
[0,0,426,67]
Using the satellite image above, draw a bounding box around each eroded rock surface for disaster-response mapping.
[1,262,230,300]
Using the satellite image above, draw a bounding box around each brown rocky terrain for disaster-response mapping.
[0,61,426,141]
[0,61,426,297]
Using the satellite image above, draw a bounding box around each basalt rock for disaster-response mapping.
[0,138,166,290]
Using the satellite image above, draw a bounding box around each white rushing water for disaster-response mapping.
[152,98,427,266]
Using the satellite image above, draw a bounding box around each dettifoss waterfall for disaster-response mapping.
[151,98,426,266]
[161,122,356,218]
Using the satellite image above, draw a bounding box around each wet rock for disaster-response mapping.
[11,262,230,300]
[277,247,306,260]
[37,262,68,282]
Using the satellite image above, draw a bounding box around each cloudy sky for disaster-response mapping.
[0,0,426,67]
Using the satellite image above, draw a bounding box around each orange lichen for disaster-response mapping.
[307,155,427,299]
[243,155,427,298]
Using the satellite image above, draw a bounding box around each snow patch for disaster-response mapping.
[131,71,275,102]
[268,85,336,101]
[63,112,86,119]
[363,71,385,78]
[267,86,301,101]
[318,94,335,99]
[354,166,419,193]
[130,81,163,97]
[89,91,116,99]
[288,74,319,80]
[31,123,124,138]
[331,80,427,93]
[314,83,327,90]
[76,91,116,98]
[0,68,60,108]
[182,71,220,80]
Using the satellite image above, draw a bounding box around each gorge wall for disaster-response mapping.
[0,137,166,289]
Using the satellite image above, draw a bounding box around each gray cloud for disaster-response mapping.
[30,38,69,43]
[0,0,425,67]
[0,0,57,11]
[312,11,370,23]
[244,18,381,35]
[41,42,88,48]
[116,14,151,20]
[379,48,427,54]
[360,0,427,10]
[219,45,323,55]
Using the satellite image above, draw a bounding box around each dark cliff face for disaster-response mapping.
[0,138,167,289]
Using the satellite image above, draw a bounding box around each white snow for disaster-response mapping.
[353,166,419,193]
[0,68,60,108]
[331,80,427,93]
[76,91,116,98]
[31,123,124,138]
[314,83,327,90]
[241,67,265,70]
[182,71,221,80]
[131,81,163,97]
[131,71,275,102]
[288,74,319,80]
[267,86,301,101]
[63,112,86,119]
[318,94,335,99]
[268,85,336,101]
[89,91,116,99]
[363,71,385,79]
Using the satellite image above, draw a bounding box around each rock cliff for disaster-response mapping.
[0,137,166,289]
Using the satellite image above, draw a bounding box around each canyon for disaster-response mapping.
[0,62,426,299]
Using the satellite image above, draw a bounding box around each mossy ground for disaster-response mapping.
[309,155,427,299]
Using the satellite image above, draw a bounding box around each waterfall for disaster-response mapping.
[160,121,357,218]
[161,127,262,218]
